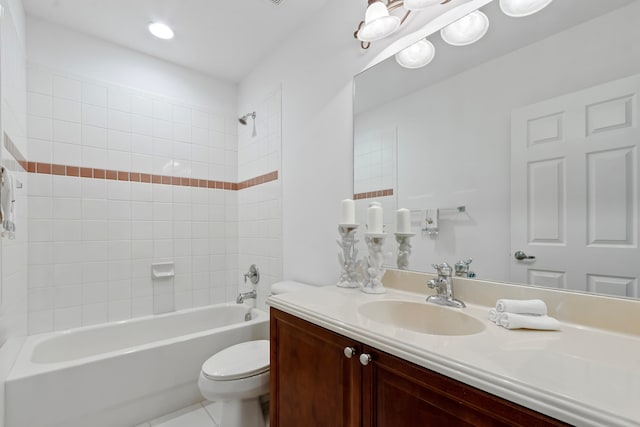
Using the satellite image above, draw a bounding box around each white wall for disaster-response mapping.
[355,2,640,281]
[0,0,27,425]
[237,0,483,285]
[237,85,282,309]
[25,19,241,333]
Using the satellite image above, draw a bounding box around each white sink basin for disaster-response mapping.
[358,300,485,336]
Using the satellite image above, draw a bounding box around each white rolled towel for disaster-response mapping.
[488,308,499,322]
[496,299,547,316]
[497,313,560,331]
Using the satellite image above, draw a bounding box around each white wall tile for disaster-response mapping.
[53,120,82,145]
[108,109,132,132]
[132,114,153,136]
[53,141,81,164]
[82,104,107,128]
[82,82,108,107]
[28,115,53,140]
[82,125,108,148]
[107,129,132,152]
[82,146,107,168]
[54,306,82,330]
[53,98,81,123]
[108,87,132,112]
[28,92,53,117]
[53,75,81,101]
[28,66,53,95]
[152,100,172,121]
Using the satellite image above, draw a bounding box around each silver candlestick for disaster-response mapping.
[394,232,416,270]
[361,232,387,294]
[337,223,361,288]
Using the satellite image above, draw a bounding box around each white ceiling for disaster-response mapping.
[23,0,331,83]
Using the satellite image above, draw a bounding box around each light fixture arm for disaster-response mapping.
[353,0,451,50]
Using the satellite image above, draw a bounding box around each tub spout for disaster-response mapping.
[236,290,257,304]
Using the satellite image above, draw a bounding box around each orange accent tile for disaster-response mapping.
[106,170,118,180]
[118,171,129,181]
[141,174,151,183]
[27,162,36,173]
[152,175,161,184]
[94,169,106,179]
[80,167,93,178]
[208,180,215,189]
[231,183,238,191]
[199,179,207,188]
[130,172,140,182]
[190,178,198,187]
[52,164,65,176]
[161,176,171,185]
[67,166,80,177]
[215,181,223,189]
[181,177,190,186]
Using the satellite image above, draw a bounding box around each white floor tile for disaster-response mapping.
[203,401,222,425]
[149,403,216,427]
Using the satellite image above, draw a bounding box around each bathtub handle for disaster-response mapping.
[343,346,357,358]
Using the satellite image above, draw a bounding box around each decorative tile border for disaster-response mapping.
[26,161,278,191]
[353,189,394,200]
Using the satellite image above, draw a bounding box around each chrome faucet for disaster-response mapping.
[426,262,465,308]
[236,290,257,304]
[454,258,475,278]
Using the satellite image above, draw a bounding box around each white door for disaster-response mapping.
[510,74,640,297]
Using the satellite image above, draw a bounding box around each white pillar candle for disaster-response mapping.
[340,199,355,224]
[396,208,410,233]
[367,204,383,234]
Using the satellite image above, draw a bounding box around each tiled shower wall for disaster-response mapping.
[26,64,240,333]
[237,86,282,310]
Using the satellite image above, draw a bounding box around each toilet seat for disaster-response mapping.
[202,340,269,381]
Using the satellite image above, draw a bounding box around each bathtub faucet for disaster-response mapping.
[236,290,257,304]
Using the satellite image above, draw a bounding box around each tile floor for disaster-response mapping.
[137,400,269,427]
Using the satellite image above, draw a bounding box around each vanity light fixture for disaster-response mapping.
[395,38,435,69]
[354,0,451,49]
[148,22,174,40]
[440,10,489,46]
[499,0,554,17]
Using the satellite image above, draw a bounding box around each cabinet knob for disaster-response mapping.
[359,353,372,366]
[343,347,357,358]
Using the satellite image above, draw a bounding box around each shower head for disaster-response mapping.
[238,112,256,125]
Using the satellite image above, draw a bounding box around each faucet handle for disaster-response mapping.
[432,262,452,275]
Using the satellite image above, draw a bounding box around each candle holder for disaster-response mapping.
[361,232,387,294]
[394,232,416,270]
[337,223,362,288]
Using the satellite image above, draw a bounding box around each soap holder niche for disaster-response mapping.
[151,262,175,279]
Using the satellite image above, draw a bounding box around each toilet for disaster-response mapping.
[198,281,316,427]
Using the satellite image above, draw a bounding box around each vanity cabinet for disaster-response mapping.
[270,308,568,427]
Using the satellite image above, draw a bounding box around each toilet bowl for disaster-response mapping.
[199,281,319,426]
[198,340,270,427]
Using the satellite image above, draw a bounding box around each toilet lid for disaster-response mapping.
[202,340,270,381]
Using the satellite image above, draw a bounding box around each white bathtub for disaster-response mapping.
[5,303,269,427]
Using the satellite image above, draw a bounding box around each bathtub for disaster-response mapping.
[5,303,269,427]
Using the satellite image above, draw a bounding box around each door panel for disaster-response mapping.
[511,74,640,297]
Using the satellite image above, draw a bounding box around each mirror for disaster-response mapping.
[354,0,640,299]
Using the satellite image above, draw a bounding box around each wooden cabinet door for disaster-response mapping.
[270,309,361,427]
[361,345,569,427]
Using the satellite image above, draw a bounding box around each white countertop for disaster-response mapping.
[267,286,640,427]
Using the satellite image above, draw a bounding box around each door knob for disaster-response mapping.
[514,251,536,260]
[359,353,372,366]
[343,347,357,358]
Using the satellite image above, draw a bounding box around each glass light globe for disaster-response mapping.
[357,1,401,42]
[440,10,489,46]
[403,0,442,11]
[395,39,436,69]
[499,0,554,17]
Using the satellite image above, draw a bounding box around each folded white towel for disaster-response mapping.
[0,170,16,239]
[497,313,560,331]
[496,299,547,316]
[488,308,499,322]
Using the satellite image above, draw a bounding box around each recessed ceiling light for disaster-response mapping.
[148,22,174,40]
